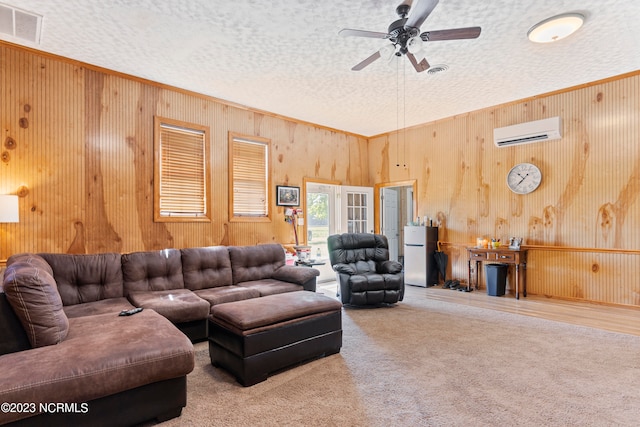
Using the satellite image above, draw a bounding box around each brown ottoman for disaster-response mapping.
[208,291,342,386]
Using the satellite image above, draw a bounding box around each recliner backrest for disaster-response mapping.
[327,233,390,274]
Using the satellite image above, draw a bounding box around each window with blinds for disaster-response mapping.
[154,117,211,222]
[228,133,271,222]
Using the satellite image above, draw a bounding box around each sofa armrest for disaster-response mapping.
[0,293,31,356]
[272,265,319,287]
[332,263,357,275]
[379,260,403,274]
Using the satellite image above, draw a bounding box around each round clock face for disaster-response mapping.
[506,163,542,194]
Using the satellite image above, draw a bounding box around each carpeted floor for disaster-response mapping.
[159,286,640,426]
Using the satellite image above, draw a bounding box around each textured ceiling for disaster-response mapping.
[2,0,640,136]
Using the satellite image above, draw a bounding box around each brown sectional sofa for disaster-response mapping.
[0,243,319,426]
[0,256,194,426]
[34,243,317,341]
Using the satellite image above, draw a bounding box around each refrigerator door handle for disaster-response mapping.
[405,243,424,247]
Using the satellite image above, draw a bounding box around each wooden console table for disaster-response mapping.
[467,247,528,299]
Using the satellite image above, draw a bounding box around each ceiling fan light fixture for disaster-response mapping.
[379,43,396,61]
[407,36,423,54]
[527,13,584,43]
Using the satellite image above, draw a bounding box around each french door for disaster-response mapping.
[305,182,373,282]
[339,186,374,234]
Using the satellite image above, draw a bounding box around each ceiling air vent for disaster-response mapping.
[0,3,42,44]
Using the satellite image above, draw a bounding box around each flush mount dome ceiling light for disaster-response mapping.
[527,13,585,43]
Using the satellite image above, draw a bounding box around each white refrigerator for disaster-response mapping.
[404,226,439,287]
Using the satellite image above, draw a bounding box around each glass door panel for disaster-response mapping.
[305,183,337,283]
[340,186,373,234]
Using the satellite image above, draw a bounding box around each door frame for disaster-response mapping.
[373,180,418,234]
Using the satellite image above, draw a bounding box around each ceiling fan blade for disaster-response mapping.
[352,51,382,71]
[407,53,430,73]
[339,28,389,39]
[404,0,439,31]
[421,27,482,42]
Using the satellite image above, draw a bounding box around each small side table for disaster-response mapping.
[467,247,528,299]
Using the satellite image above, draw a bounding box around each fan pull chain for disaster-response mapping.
[396,53,400,167]
[403,58,407,168]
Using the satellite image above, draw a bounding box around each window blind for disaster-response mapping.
[156,120,208,220]
[231,136,269,218]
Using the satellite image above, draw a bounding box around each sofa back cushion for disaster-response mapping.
[6,252,54,276]
[327,233,390,274]
[181,246,233,290]
[3,255,69,347]
[37,252,124,306]
[121,249,184,294]
[228,244,285,284]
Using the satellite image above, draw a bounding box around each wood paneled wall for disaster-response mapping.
[0,43,368,257]
[369,73,640,307]
[2,41,639,308]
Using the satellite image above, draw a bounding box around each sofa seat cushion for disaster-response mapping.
[127,289,209,323]
[63,297,136,318]
[193,286,260,306]
[237,279,304,297]
[3,257,70,348]
[0,310,194,425]
[271,265,320,286]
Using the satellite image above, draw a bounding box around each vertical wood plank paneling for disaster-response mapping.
[369,72,640,308]
[0,43,369,259]
[2,41,640,307]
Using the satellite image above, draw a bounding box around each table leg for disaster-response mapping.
[522,262,527,297]
[475,260,480,290]
[515,263,520,300]
[467,259,471,290]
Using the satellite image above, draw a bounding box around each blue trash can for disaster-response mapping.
[485,264,508,296]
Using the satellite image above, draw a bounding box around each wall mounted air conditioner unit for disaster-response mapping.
[493,117,562,147]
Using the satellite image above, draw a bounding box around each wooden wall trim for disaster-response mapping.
[439,241,640,256]
[522,245,640,255]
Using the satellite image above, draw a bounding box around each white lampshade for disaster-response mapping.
[407,36,424,54]
[528,13,584,43]
[379,43,396,61]
[0,195,19,223]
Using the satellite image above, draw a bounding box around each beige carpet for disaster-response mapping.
[159,286,640,426]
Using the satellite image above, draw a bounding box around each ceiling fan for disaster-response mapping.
[339,0,481,72]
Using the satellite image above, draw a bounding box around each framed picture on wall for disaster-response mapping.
[276,186,300,206]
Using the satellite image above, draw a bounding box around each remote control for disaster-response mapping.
[119,307,143,316]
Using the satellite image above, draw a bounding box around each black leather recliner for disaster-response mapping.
[327,233,404,306]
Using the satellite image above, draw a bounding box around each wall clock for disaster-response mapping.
[506,163,542,194]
